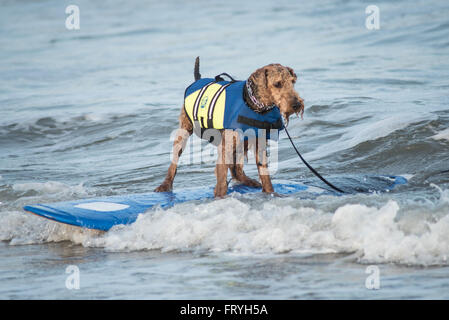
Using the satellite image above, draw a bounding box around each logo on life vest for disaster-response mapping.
[200,96,208,109]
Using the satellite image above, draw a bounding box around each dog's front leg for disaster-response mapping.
[255,140,274,193]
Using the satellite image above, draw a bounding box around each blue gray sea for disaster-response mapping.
[1,0,449,299]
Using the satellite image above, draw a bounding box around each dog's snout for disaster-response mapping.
[293,98,304,111]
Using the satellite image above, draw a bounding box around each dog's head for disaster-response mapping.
[248,63,304,126]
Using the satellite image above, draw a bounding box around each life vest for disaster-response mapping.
[184,77,284,141]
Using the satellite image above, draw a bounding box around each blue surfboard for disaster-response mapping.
[23,175,407,231]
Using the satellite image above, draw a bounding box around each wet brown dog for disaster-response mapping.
[155,58,304,197]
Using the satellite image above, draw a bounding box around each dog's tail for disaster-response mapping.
[194,56,201,81]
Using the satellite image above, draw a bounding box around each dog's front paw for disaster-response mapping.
[154,183,172,192]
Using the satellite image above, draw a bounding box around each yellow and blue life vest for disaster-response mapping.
[184,78,284,140]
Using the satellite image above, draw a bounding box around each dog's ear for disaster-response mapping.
[264,69,269,88]
[250,67,269,90]
[248,66,275,110]
[286,66,297,82]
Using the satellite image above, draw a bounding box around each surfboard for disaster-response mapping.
[23,175,407,231]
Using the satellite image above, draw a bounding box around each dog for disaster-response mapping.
[155,57,304,197]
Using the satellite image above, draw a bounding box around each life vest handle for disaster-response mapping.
[215,73,237,83]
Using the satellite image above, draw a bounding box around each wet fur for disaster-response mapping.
[155,58,304,197]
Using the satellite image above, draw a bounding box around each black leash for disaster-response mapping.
[284,126,345,194]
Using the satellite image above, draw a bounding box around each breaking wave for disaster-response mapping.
[1,182,449,267]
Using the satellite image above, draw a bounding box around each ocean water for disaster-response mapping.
[1,0,449,299]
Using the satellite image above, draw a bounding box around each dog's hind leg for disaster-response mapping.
[154,128,191,192]
[154,108,192,192]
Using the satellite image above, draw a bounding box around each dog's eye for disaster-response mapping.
[274,81,282,88]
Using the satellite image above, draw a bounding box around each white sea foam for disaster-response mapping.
[89,198,448,266]
[0,181,93,244]
[431,128,449,141]
[331,200,449,265]
[81,113,108,122]
[12,181,87,196]
[399,174,415,181]
[0,210,101,245]
[3,186,449,266]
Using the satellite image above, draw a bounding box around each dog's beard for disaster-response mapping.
[282,108,304,128]
[281,113,289,127]
[297,105,305,120]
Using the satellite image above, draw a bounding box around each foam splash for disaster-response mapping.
[2,186,449,266]
[0,181,93,244]
[85,198,448,266]
[12,181,88,196]
[431,128,449,141]
[332,200,449,265]
[90,199,329,253]
[0,210,101,245]
[430,183,449,204]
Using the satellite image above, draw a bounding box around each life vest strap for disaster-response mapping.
[237,115,283,130]
[190,78,234,127]
[192,81,216,121]
[215,73,237,82]
[207,82,232,127]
